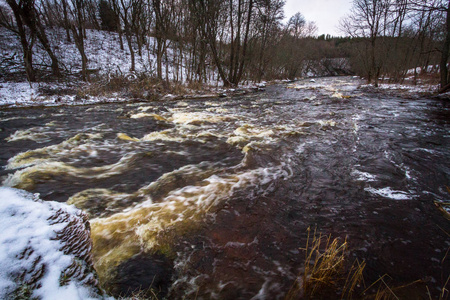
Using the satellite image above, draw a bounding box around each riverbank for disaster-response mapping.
[0,78,268,108]
[1,75,446,109]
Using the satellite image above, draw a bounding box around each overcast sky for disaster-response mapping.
[284,0,353,36]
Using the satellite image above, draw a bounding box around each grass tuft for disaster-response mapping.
[286,227,365,299]
[117,286,160,300]
[286,227,449,299]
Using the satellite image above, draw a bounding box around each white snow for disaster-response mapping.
[360,82,438,93]
[0,187,101,300]
[0,81,136,107]
[406,65,439,75]
[0,27,173,107]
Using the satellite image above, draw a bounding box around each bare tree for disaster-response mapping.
[62,0,89,81]
[61,0,72,42]
[189,0,230,85]
[340,0,393,86]
[1,0,36,82]
[26,0,61,77]
[227,0,254,85]
[152,0,172,80]
[253,0,284,82]
[3,0,61,78]
[439,0,450,91]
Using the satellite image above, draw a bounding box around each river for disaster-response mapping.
[0,77,449,299]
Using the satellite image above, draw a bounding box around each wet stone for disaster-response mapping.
[109,252,173,298]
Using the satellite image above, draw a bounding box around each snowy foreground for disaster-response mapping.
[0,187,104,300]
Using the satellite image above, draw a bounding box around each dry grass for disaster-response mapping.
[78,74,162,100]
[285,223,450,300]
[342,258,366,299]
[434,276,450,300]
[75,73,215,102]
[186,80,205,91]
[301,228,347,296]
[363,275,401,300]
[285,227,365,300]
[117,285,160,300]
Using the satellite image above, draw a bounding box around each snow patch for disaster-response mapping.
[0,187,102,299]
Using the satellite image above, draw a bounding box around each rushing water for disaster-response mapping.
[1,77,449,299]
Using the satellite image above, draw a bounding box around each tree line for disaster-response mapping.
[0,0,449,91]
[340,0,449,91]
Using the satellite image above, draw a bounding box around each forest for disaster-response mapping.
[0,0,448,92]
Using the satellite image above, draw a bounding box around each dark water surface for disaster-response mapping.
[1,77,449,299]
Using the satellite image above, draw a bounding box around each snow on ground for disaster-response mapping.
[0,81,134,107]
[1,28,155,107]
[0,187,103,299]
[406,65,440,75]
[1,27,228,107]
[360,82,439,94]
[0,27,156,77]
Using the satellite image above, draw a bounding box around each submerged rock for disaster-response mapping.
[109,252,173,298]
[0,187,104,299]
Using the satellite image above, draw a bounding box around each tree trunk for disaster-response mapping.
[440,0,450,90]
[6,0,36,81]
[72,26,89,81]
[22,30,36,82]
[193,0,230,86]
[35,23,60,77]
[125,30,135,72]
[71,0,89,81]
[156,37,164,80]
[257,19,268,83]
[228,0,235,83]
[236,0,253,84]
[61,0,71,42]
[118,27,125,50]
[8,0,60,78]
[231,0,242,84]
[371,37,378,87]
[164,46,169,82]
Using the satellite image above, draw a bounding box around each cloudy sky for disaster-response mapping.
[284,0,353,36]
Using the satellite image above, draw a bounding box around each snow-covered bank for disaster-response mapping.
[0,187,104,299]
[0,79,268,108]
[0,78,445,109]
[0,81,134,108]
[359,82,448,100]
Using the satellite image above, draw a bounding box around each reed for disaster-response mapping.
[117,286,160,300]
[285,227,365,299]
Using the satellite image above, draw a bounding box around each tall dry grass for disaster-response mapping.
[285,227,365,300]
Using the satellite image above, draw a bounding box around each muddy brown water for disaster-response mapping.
[0,77,449,299]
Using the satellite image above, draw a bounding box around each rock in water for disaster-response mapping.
[0,187,103,299]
